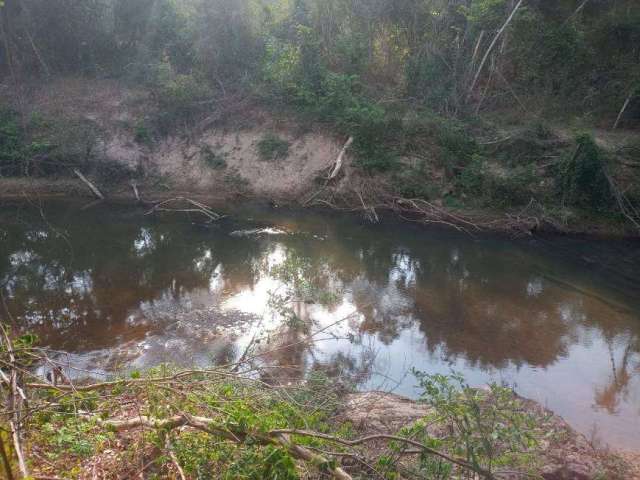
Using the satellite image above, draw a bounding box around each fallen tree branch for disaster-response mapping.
[394,198,481,232]
[329,137,354,180]
[72,169,104,200]
[271,429,496,479]
[102,414,353,480]
[101,412,497,480]
[145,197,224,222]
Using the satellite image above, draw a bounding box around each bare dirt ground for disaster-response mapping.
[341,392,637,480]
[13,77,345,203]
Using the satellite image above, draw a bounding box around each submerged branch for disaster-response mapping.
[145,197,224,222]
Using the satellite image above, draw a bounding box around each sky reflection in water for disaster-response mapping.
[1,200,639,449]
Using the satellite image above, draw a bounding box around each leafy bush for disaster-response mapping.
[133,121,153,145]
[201,145,227,169]
[0,109,104,177]
[0,109,24,176]
[257,133,290,161]
[412,371,538,476]
[458,155,535,207]
[458,154,487,196]
[147,60,213,134]
[392,164,438,199]
[484,165,536,207]
[557,134,612,209]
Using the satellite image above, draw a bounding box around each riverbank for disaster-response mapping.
[1,77,639,238]
[17,371,639,480]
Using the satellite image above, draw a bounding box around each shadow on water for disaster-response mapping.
[0,199,639,448]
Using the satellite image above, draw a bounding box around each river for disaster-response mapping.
[1,199,639,449]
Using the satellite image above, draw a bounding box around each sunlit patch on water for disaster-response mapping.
[1,201,639,448]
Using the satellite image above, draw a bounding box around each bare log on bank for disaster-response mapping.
[329,136,354,180]
[73,169,105,200]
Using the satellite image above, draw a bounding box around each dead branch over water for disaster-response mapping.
[145,196,225,222]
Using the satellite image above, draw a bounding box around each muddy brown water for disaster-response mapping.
[1,200,639,449]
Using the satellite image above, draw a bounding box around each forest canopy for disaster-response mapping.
[1,0,638,121]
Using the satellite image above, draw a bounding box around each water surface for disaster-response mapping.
[1,200,639,449]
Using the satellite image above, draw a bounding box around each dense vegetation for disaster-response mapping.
[0,0,639,226]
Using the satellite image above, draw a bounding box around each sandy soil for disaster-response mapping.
[11,77,345,202]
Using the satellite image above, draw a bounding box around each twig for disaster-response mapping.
[564,0,591,24]
[166,439,186,480]
[612,90,634,130]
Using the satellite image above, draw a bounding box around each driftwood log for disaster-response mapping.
[329,136,354,180]
[73,169,104,200]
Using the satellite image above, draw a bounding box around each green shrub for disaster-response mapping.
[201,145,227,169]
[0,108,24,176]
[557,134,612,209]
[458,154,487,195]
[392,164,438,199]
[133,121,153,145]
[0,108,104,177]
[148,60,213,134]
[412,371,539,476]
[484,165,536,207]
[457,155,535,207]
[257,133,290,161]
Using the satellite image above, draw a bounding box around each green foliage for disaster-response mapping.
[133,121,153,145]
[146,59,213,133]
[457,155,535,207]
[257,133,290,161]
[36,413,112,460]
[0,108,24,176]
[392,163,438,199]
[201,145,227,169]
[413,371,539,476]
[0,108,105,177]
[558,134,612,209]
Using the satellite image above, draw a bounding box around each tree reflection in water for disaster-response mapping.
[0,200,639,447]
